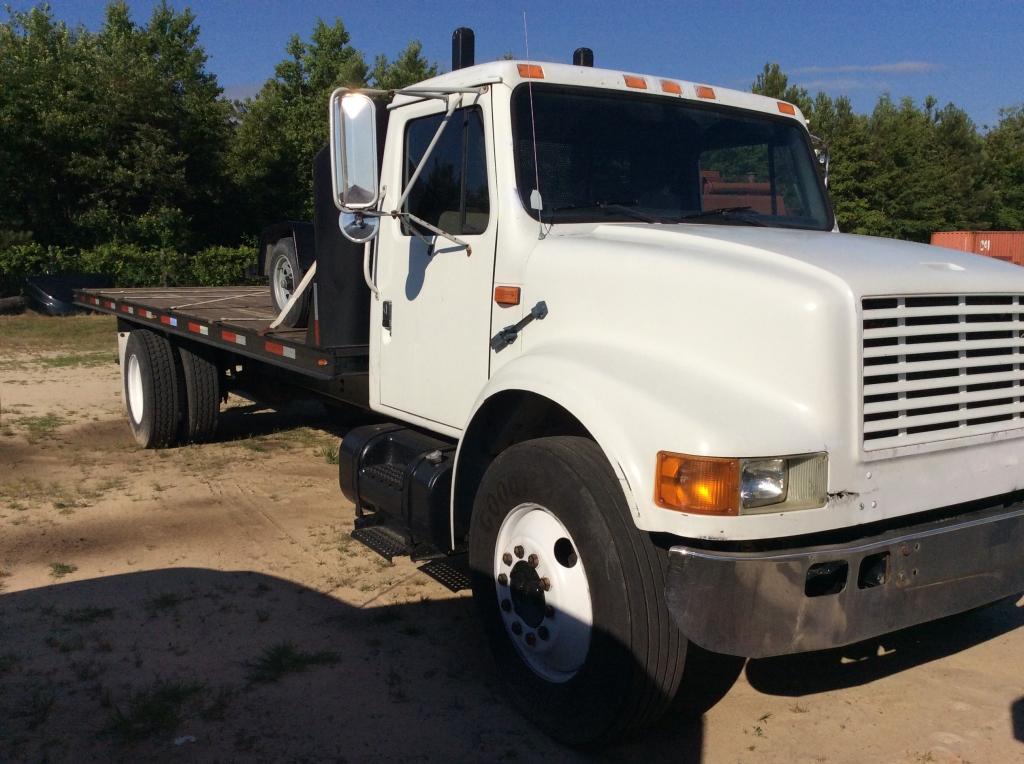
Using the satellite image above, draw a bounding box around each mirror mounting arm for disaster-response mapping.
[395,95,462,211]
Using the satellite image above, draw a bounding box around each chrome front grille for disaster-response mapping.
[862,295,1024,450]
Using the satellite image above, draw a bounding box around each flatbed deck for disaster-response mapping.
[74,286,368,381]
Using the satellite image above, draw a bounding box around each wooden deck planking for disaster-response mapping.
[81,287,309,345]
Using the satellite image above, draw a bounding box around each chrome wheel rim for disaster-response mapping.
[272,257,294,309]
[493,502,592,683]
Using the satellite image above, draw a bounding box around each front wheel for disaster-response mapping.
[469,436,687,745]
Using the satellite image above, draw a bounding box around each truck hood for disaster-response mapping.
[561,223,1024,296]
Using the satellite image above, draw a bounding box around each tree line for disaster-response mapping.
[1,3,1021,294]
[753,64,1024,239]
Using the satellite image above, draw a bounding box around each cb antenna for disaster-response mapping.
[523,11,545,240]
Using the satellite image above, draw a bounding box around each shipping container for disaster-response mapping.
[931,231,1024,266]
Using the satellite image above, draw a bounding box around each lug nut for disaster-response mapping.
[514,545,525,559]
[538,626,549,641]
[500,599,511,612]
[497,573,508,586]
[502,552,513,565]
[545,605,555,618]
[525,632,536,646]
[511,621,522,635]
[540,577,551,591]
[528,553,539,568]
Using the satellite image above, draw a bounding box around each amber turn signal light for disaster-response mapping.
[494,285,521,307]
[655,452,740,515]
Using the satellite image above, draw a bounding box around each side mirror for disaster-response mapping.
[810,134,830,188]
[338,211,379,244]
[329,90,379,210]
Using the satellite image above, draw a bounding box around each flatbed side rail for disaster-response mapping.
[73,289,366,381]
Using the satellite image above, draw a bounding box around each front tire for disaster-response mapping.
[123,330,182,449]
[469,436,687,745]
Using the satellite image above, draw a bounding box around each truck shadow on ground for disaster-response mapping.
[1013,696,1024,744]
[0,568,708,762]
[744,595,1024,696]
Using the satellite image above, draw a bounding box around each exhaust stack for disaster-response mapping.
[573,48,594,67]
[452,27,475,70]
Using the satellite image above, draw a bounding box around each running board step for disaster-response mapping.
[351,526,410,561]
[419,555,472,592]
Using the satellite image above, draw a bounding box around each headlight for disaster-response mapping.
[655,452,827,515]
[740,458,788,508]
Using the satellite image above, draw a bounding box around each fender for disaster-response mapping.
[455,342,834,542]
[258,221,316,276]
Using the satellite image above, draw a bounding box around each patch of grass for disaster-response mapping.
[14,413,68,442]
[0,313,116,354]
[145,592,186,613]
[104,680,204,743]
[317,444,339,465]
[49,561,77,579]
[46,630,86,653]
[246,642,340,684]
[63,606,115,624]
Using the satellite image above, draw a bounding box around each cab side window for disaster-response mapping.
[403,107,490,236]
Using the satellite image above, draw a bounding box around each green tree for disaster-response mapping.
[984,105,1024,230]
[228,19,368,225]
[751,62,812,115]
[0,2,232,251]
[370,40,437,90]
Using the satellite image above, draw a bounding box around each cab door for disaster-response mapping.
[372,94,497,431]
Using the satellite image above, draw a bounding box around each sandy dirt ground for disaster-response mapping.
[1,314,1023,763]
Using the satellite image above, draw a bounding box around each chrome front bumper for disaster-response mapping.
[665,502,1024,658]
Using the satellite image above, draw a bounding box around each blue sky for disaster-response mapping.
[32,0,1024,128]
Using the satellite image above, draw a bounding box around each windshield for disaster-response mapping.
[512,84,833,230]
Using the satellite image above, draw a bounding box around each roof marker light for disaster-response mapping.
[517,63,544,79]
[660,80,682,95]
[777,101,796,115]
[695,85,716,100]
[623,74,647,89]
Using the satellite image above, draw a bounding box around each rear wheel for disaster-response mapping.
[469,436,687,745]
[177,343,220,443]
[123,330,181,449]
[268,237,307,328]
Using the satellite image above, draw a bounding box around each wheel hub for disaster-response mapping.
[509,560,546,628]
[493,503,593,683]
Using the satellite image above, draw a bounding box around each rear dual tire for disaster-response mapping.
[123,330,220,448]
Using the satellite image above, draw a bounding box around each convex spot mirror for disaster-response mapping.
[338,211,379,244]
[329,90,379,210]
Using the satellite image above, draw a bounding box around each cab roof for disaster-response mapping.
[396,60,807,124]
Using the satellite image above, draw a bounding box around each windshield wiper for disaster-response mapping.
[679,206,766,226]
[552,200,663,224]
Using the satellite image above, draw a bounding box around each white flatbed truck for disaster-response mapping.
[76,29,1024,745]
